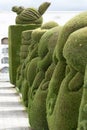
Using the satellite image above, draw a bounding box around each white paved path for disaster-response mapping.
[0,82,32,130]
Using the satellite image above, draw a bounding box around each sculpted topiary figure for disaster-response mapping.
[12,2,50,24]
[9,4,42,84]
[21,28,46,106]
[16,28,44,95]
[20,30,33,63]
[21,21,58,106]
[16,30,33,91]
[46,27,67,130]
[28,26,60,130]
[63,27,87,130]
[46,11,87,130]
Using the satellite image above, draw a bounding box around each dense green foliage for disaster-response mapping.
[8,24,40,85]
[8,10,87,130]
[19,28,47,106]
[20,22,58,106]
[46,11,87,130]
[28,26,60,130]
[12,2,50,24]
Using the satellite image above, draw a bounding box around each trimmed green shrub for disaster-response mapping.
[16,65,23,89]
[20,29,46,84]
[41,21,58,29]
[8,24,40,85]
[16,75,23,90]
[56,11,87,61]
[22,30,33,41]
[21,29,47,106]
[63,27,87,74]
[29,63,55,130]
[21,28,46,66]
[63,27,87,130]
[46,61,66,130]
[28,70,45,108]
[21,79,29,106]
[31,28,47,43]
[16,28,45,92]
[20,45,29,52]
[51,68,83,130]
[12,2,50,24]
[20,24,58,80]
[29,81,49,130]
[20,30,33,63]
[16,30,33,89]
[26,57,40,86]
[20,51,29,58]
[46,11,87,130]
[28,26,60,130]
[37,26,59,71]
[23,29,47,81]
[27,28,47,61]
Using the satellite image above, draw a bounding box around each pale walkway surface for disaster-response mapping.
[0,82,32,130]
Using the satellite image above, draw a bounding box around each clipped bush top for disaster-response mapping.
[12,2,51,25]
[63,26,87,74]
[41,21,58,29]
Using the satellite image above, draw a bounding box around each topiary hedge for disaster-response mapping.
[63,27,87,130]
[8,24,40,85]
[21,21,58,105]
[12,2,50,24]
[28,26,60,130]
[21,28,47,106]
[46,11,87,130]
[9,2,51,85]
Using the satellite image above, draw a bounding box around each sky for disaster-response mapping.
[0,0,87,11]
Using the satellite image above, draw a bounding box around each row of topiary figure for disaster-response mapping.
[8,2,87,130]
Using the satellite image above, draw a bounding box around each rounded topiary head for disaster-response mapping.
[38,26,59,58]
[55,11,87,62]
[12,2,51,25]
[37,26,59,71]
[31,28,47,43]
[63,27,87,74]
[41,21,58,29]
